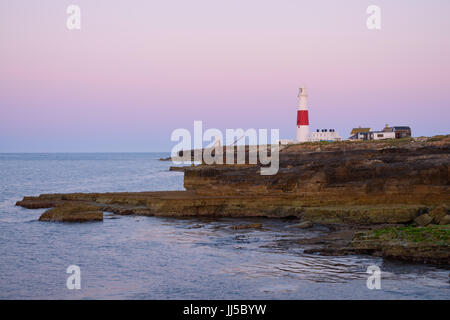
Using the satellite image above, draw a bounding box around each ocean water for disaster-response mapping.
[0,153,448,300]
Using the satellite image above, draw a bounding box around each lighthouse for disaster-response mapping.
[296,86,310,142]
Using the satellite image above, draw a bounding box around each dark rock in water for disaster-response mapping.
[39,204,103,222]
[105,215,120,220]
[287,221,313,229]
[298,229,357,256]
[169,166,185,172]
[352,225,450,265]
[414,214,433,227]
[188,224,204,229]
[16,199,60,209]
[231,223,262,230]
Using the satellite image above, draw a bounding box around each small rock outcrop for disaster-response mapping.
[429,206,449,224]
[352,225,450,265]
[38,204,103,222]
[440,215,450,225]
[231,223,263,230]
[414,214,433,227]
[287,221,313,229]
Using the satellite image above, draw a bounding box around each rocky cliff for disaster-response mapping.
[15,136,450,264]
[184,138,449,206]
[17,136,450,224]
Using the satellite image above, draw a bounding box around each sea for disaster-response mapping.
[0,153,448,299]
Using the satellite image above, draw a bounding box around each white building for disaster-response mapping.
[348,125,401,141]
[309,129,342,142]
[371,131,396,140]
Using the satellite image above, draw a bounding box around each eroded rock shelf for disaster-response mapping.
[16,136,450,264]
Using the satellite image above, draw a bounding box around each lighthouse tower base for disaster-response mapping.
[296,126,310,142]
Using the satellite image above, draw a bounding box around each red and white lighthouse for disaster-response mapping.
[296,86,309,142]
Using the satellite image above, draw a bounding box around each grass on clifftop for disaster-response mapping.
[372,225,450,244]
[427,134,450,142]
[343,137,414,145]
[284,137,416,149]
[284,135,450,150]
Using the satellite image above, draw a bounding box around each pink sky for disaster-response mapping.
[1,0,449,151]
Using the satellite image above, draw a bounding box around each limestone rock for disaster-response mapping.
[352,225,450,265]
[14,194,434,225]
[414,214,433,227]
[15,137,450,226]
[231,223,262,230]
[39,204,103,222]
[169,166,185,172]
[429,206,448,224]
[182,138,450,209]
[439,215,450,225]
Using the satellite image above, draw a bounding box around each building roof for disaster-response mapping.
[350,127,371,135]
[392,126,411,131]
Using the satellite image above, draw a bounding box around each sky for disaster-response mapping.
[0,0,449,152]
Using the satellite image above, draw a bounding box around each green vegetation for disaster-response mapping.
[298,137,414,147]
[300,140,336,146]
[427,134,450,142]
[380,137,414,145]
[345,137,414,145]
[282,135,449,150]
[372,225,450,243]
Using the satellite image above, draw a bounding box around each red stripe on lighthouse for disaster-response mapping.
[297,110,309,125]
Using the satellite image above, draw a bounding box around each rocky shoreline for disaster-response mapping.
[16,135,450,265]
